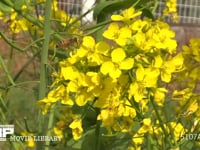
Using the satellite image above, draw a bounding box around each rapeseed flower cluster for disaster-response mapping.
[37,6,198,149]
[0,0,79,35]
[163,0,178,22]
[171,38,200,138]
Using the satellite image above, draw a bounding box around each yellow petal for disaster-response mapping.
[109,67,121,79]
[116,38,127,46]
[82,36,95,49]
[111,48,126,63]
[100,61,115,75]
[61,66,78,80]
[69,119,83,140]
[128,82,144,102]
[69,119,82,129]
[95,41,110,55]
[61,97,74,105]
[103,23,119,40]
[120,27,132,38]
[111,14,124,21]
[122,7,142,19]
[26,139,35,147]
[122,7,134,18]
[143,68,160,87]
[172,53,184,69]
[143,118,151,126]
[154,88,167,106]
[77,47,88,57]
[67,81,78,92]
[136,67,145,81]
[75,91,94,106]
[187,101,198,115]
[76,94,86,106]
[153,55,163,68]
[161,71,171,83]
[87,72,100,85]
[120,58,134,70]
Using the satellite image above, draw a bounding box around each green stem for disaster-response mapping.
[0,32,24,52]
[149,95,169,145]
[95,121,101,150]
[0,96,8,123]
[23,37,44,51]
[8,81,40,88]
[0,94,24,130]
[0,55,15,86]
[13,51,40,81]
[152,0,159,13]
[38,0,51,100]
[45,108,54,148]
[38,0,52,150]
[147,133,151,150]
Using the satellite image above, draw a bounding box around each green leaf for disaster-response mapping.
[67,138,83,150]
[83,20,112,31]
[81,129,97,150]
[83,20,112,36]
[0,2,12,13]
[83,20,112,37]
[101,132,132,150]
[141,8,155,20]
[94,0,140,22]
[11,141,26,150]
[14,0,24,10]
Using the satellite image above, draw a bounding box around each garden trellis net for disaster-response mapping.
[36,0,200,25]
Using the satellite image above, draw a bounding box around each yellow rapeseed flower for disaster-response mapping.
[170,122,185,141]
[21,131,35,148]
[128,82,146,102]
[103,23,132,46]
[69,119,83,140]
[161,53,184,82]
[163,0,178,23]
[153,88,168,106]
[100,48,134,79]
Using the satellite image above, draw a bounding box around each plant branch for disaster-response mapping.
[0,54,15,86]
[0,32,24,52]
[38,0,53,150]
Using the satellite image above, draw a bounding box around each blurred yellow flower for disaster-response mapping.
[69,119,83,140]
[21,131,35,148]
[163,0,178,23]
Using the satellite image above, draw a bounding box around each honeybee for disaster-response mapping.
[56,37,78,49]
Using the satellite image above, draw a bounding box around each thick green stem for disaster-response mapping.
[38,0,52,150]
[39,0,51,100]
[45,108,54,149]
